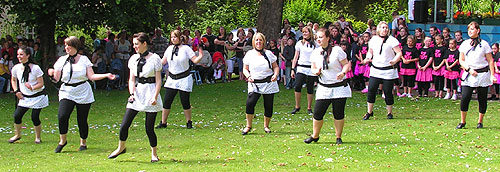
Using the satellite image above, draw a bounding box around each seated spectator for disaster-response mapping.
[0,52,11,93]
[194,49,213,84]
[91,46,107,89]
[213,58,224,80]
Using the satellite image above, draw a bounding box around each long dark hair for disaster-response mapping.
[18,46,35,83]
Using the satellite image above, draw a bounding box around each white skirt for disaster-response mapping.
[127,83,163,112]
[461,71,493,87]
[247,81,279,94]
[297,66,315,76]
[59,82,95,104]
[18,94,49,109]
[315,83,352,100]
[164,74,193,92]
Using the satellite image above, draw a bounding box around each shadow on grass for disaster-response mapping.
[117,158,226,165]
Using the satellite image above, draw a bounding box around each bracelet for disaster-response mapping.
[466,68,471,72]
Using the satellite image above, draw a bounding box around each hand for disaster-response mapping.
[422,67,427,70]
[389,60,397,66]
[48,68,54,76]
[469,69,478,77]
[446,66,451,70]
[433,66,438,71]
[150,97,157,106]
[107,74,116,80]
[15,92,24,100]
[128,95,135,103]
[336,72,345,80]
[291,70,295,79]
[492,74,498,83]
[403,59,409,64]
[496,69,500,74]
[271,74,278,82]
[363,58,372,64]
[25,83,33,90]
[247,76,254,83]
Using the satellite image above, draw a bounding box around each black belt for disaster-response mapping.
[168,69,191,80]
[253,75,273,83]
[23,89,47,98]
[298,64,311,68]
[63,80,88,87]
[137,77,156,84]
[460,66,489,81]
[318,80,348,88]
[372,64,396,70]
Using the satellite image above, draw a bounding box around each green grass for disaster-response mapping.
[1,80,500,171]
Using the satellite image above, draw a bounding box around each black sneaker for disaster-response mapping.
[336,138,343,145]
[155,123,167,129]
[387,113,393,119]
[186,120,193,129]
[290,107,300,114]
[477,123,483,129]
[362,112,373,120]
[456,123,466,129]
[303,136,319,144]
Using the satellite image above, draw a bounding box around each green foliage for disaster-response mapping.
[0,5,25,38]
[283,0,333,25]
[454,0,500,13]
[364,0,407,24]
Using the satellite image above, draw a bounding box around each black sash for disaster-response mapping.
[137,77,156,84]
[298,64,311,68]
[319,80,348,88]
[372,64,396,70]
[253,75,273,83]
[460,66,489,81]
[23,89,47,98]
[168,69,191,80]
[63,80,88,87]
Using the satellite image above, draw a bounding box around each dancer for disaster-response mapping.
[48,36,115,153]
[291,26,318,114]
[8,46,48,144]
[108,32,162,162]
[362,21,402,120]
[156,30,203,129]
[241,33,279,135]
[456,22,497,129]
[432,34,447,98]
[399,36,419,97]
[443,39,460,100]
[416,37,434,97]
[303,27,351,145]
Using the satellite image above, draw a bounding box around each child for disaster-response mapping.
[340,41,354,80]
[432,34,447,98]
[490,43,500,100]
[400,35,419,97]
[359,32,371,93]
[415,37,434,97]
[213,58,224,80]
[414,28,425,50]
[443,39,460,100]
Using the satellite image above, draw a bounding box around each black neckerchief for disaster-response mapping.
[137,51,149,76]
[379,36,389,54]
[467,37,482,56]
[171,44,180,60]
[66,54,77,82]
[321,45,332,70]
[256,49,272,69]
[21,62,31,83]
[305,38,316,49]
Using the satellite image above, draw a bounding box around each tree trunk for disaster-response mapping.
[257,0,284,44]
[38,12,56,72]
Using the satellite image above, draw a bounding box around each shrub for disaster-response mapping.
[364,0,407,24]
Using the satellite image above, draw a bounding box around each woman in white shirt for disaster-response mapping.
[241,33,280,135]
[108,32,162,162]
[456,22,497,129]
[8,47,48,144]
[290,26,318,115]
[48,36,115,153]
[156,30,203,129]
[304,27,351,145]
[362,21,402,120]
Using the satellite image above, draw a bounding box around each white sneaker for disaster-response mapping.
[443,93,451,99]
[451,94,458,100]
[399,93,407,98]
[407,94,413,98]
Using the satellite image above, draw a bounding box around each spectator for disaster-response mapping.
[105,32,116,64]
[56,36,66,58]
[391,11,406,36]
[192,30,208,52]
[281,37,295,89]
[337,15,348,30]
[194,48,213,84]
[151,28,169,58]
[33,43,42,67]
[183,29,192,46]
[203,26,217,55]
[235,28,247,80]
[295,22,305,41]
[214,26,227,56]
[115,32,131,87]
[91,33,100,52]
[224,33,237,82]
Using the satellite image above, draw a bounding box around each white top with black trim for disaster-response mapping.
[12,64,49,109]
[310,46,352,100]
[368,35,400,80]
[163,45,195,92]
[295,41,318,76]
[459,39,493,87]
[127,53,163,112]
[243,49,279,94]
[53,55,94,104]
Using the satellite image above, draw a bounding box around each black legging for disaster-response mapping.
[460,86,488,113]
[493,84,500,94]
[294,73,317,94]
[446,78,458,90]
[313,98,347,120]
[418,82,430,96]
[246,93,274,117]
[163,87,191,110]
[402,75,415,87]
[13,106,41,126]
[58,99,91,139]
[367,77,394,105]
[433,76,445,91]
[119,108,157,147]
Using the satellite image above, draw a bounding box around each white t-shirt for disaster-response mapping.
[11,63,49,109]
[163,45,196,92]
[459,39,493,87]
[368,36,400,79]
[53,55,94,104]
[310,46,352,100]
[391,15,405,29]
[127,53,163,112]
[295,40,318,76]
[56,44,66,57]
[243,49,279,94]
[115,40,131,60]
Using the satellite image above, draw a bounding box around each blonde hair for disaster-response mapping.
[252,32,266,50]
[170,30,182,45]
[376,21,389,36]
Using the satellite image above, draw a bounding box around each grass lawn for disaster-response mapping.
[1,80,500,171]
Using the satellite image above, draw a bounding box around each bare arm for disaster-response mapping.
[271,62,279,81]
[86,66,114,81]
[311,60,321,76]
[128,69,136,102]
[338,58,351,80]
[486,53,497,83]
[31,76,44,90]
[390,46,402,65]
[190,48,204,64]
[243,64,252,82]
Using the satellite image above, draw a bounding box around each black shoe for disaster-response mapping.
[304,136,319,144]
[456,123,466,129]
[307,109,313,114]
[155,123,167,129]
[363,112,373,120]
[54,142,67,153]
[108,148,126,159]
[8,137,21,143]
[336,138,343,145]
[290,107,300,114]
[488,95,497,100]
[79,145,87,151]
[186,120,193,129]
[241,127,252,135]
[387,113,393,119]
[477,123,483,129]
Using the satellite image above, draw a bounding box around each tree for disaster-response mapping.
[257,0,284,44]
